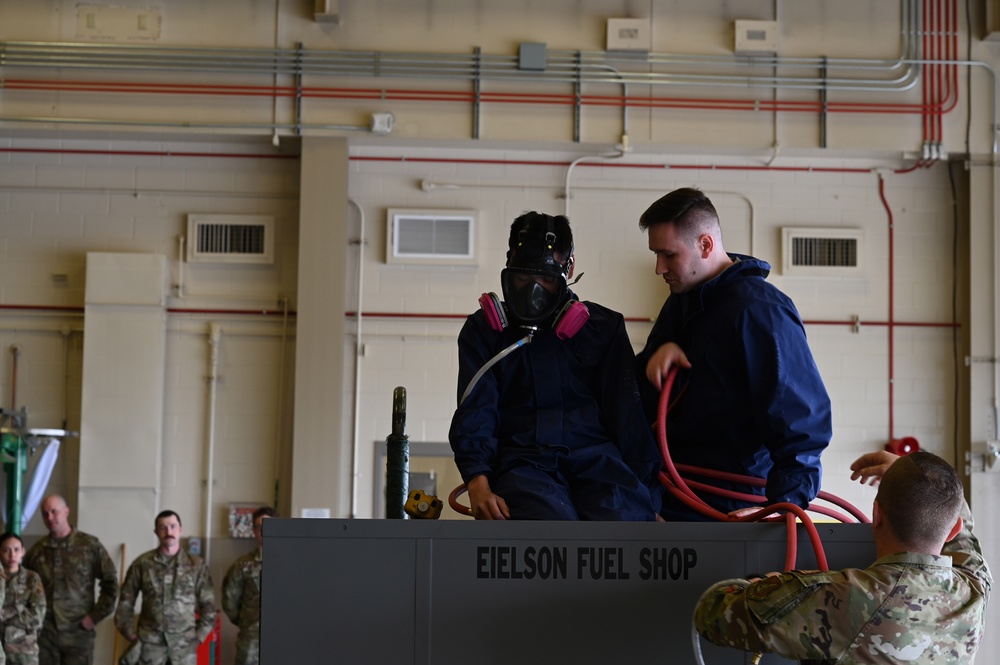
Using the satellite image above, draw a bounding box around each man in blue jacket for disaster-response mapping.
[636,187,831,520]
[449,211,662,520]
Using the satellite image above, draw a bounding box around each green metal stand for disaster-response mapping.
[1,431,27,534]
[0,407,75,535]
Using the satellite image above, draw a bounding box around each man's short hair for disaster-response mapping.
[876,451,964,548]
[638,187,720,242]
[253,506,276,521]
[155,509,182,528]
[42,494,68,509]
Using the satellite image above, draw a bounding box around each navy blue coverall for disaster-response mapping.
[636,254,832,520]
[449,298,662,520]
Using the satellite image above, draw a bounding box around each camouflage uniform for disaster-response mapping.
[221,549,262,665]
[694,501,992,664]
[0,575,8,665]
[0,568,47,665]
[24,529,119,665]
[114,549,216,665]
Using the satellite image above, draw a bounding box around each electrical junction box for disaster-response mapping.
[607,18,651,52]
[76,5,162,41]
[519,42,547,71]
[734,19,779,56]
[314,0,340,24]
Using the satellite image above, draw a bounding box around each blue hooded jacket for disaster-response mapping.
[637,254,831,519]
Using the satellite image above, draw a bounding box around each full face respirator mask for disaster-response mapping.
[500,266,565,326]
[479,215,589,339]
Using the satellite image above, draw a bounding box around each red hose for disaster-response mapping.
[784,513,798,572]
[449,484,474,517]
[675,463,870,523]
[654,365,865,571]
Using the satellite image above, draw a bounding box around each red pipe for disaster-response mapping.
[0,147,294,160]
[345,311,464,320]
[0,304,85,313]
[348,311,656,324]
[0,303,298,317]
[931,0,942,143]
[9,345,20,412]
[356,153,943,177]
[0,305,956,330]
[166,307,293,316]
[350,155,875,174]
[358,312,943,327]
[352,312,957,329]
[1,80,960,115]
[923,0,931,146]
[802,319,958,328]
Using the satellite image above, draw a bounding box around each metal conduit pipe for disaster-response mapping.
[271,296,290,513]
[347,199,365,519]
[0,0,936,93]
[0,45,925,91]
[993,161,1000,439]
[3,39,920,73]
[204,322,222,566]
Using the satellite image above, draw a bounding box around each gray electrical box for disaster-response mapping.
[262,519,874,664]
[519,42,547,71]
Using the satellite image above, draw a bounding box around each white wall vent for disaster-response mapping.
[386,208,477,266]
[781,227,863,277]
[186,214,274,264]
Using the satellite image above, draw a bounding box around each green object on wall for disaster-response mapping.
[0,407,76,535]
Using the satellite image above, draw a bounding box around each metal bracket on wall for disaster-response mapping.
[987,441,1000,470]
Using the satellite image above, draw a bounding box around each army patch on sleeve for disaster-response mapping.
[745,573,823,624]
[746,576,782,601]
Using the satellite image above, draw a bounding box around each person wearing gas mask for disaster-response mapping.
[448,211,662,520]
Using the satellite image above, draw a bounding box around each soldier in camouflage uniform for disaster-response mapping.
[114,511,216,665]
[221,507,274,665]
[694,451,992,664]
[0,533,47,665]
[24,495,119,665]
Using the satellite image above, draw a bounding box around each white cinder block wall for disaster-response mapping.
[1,142,301,529]
[0,0,997,662]
[0,141,301,661]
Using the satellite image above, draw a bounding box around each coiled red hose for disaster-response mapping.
[656,365,871,571]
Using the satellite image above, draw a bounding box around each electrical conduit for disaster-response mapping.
[204,323,222,565]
